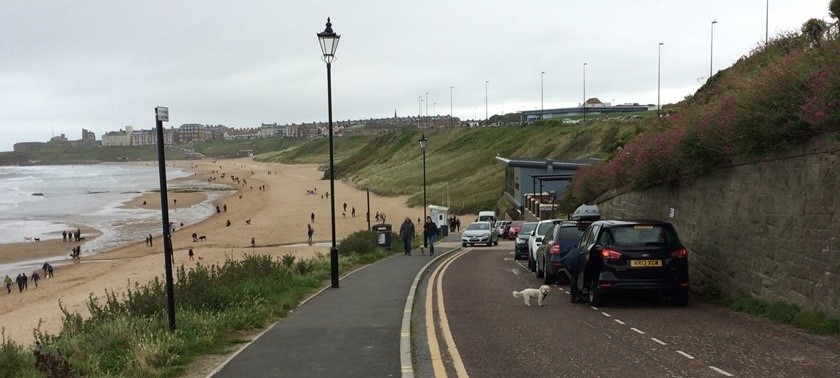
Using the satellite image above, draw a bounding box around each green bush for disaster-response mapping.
[339,230,380,255]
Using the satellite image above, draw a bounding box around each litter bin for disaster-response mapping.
[372,223,392,249]
[439,224,449,237]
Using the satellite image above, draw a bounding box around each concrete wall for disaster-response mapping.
[596,150,839,317]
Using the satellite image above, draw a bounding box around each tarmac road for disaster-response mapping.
[416,240,840,377]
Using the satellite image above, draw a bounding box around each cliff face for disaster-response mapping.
[597,145,840,317]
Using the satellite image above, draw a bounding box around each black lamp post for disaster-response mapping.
[657,42,663,118]
[419,133,428,247]
[317,17,340,288]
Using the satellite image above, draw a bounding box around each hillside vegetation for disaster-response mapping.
[256,120,645,215]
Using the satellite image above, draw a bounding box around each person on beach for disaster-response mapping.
[424,216,439,256]
[399,217,415,256]
[352,207,356,218]
[310,212,315,223]
[307,223,314,246]
[223,204,227,212]
[4,275,11,293]
[16,273,26,292]
[31,271,40,288]
[148,234,153,247]
[62,230,67,242]
[251,237,255,248]
[188,248,194,261]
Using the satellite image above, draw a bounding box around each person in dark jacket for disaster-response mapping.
[560,246,588,303]
[423,216,439,256]
[399,217,415,256]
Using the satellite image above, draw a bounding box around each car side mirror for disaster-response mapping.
[536,237,543,243]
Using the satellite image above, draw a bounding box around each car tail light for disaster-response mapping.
[600,248,622,261]
[680,281,690,288]
[599,281,613,289]
[670,248,688,259]
[549,241,561,255]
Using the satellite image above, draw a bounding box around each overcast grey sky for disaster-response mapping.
[0,1,832,151]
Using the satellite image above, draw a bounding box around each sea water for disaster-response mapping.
[0,164,233,277]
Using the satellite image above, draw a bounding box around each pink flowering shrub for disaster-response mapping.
[568,31,840,204]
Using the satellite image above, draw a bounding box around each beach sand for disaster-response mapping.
[0,158,422,353]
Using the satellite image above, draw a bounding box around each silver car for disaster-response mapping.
[461,221,499,247]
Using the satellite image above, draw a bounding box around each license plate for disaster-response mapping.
[630,259,662,267]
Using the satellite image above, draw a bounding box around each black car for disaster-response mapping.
[566,220,689,306]
[534,220,589,285]
[514,222,537,260]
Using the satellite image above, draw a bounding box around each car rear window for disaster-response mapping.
[605,225,677,246]
[520,223,537,234]
[559,226,585,242]
[536,222,553,236]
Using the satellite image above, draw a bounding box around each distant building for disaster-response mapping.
[82,128,96,142]
[520,99,653,122]
[102,126,133,146]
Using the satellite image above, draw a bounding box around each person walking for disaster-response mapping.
[188,248,194,261]
[4,275,11,293]
[399,217,416,256]
[424,216,439,256]
[307,223,314,246]
[31,271,40,288]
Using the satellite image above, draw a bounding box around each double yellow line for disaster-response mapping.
[425,249,470,378]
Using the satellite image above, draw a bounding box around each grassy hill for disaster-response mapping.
[256,119,646,216]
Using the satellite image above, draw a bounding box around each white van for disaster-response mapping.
[477,211,497,225]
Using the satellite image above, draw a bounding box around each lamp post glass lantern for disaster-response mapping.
[419,134,428,247]
[317,17,340,288]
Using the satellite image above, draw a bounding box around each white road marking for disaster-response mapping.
[709,366,734,376]
[511,269,521,275]
[631,328,646,334]
[601,312,611,317]
[676,350,695,360]
[614,319,625,325]
[650,337,667,345]
[590,306,599,310]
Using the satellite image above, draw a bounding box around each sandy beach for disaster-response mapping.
[0,158,422,347]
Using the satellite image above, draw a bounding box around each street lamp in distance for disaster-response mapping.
[710,20,718,80]
[419,133,428,247]
[317,17,341,289]
[658,42,664,118]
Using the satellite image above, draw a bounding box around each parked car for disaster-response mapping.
[514,222,537,260]
[461,221,499,247]
[535,220,590,284]
[569,220,690,306]
[527,219,558,272]
[506,220,525,240]
[496,220,511,238]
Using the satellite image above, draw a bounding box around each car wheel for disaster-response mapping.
[588,280,605,307]
[462,243,467,247]
[671,290,689,306]
[543,264,555,285]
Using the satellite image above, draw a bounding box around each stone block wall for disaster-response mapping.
[596,152,839,317]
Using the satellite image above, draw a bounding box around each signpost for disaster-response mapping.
[155,106,177,330]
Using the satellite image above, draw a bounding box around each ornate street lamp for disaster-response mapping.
[317,17,340,288]
[419,133,428,247]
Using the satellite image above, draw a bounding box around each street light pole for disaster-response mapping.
[710,20,718,80]
[449,86,454,126]
[418,95,422,118]
[658,42,664,118]
[419,134,428,247]
[425,92,429,117]
[583,63,588,123]
[317,17,341,289]
[540,71,545,117]
[484,80,489,122]
[765,0,769,45]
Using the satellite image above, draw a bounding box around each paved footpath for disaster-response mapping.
[210,236,461,378]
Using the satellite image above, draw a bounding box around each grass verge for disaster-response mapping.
[722,293,840,338]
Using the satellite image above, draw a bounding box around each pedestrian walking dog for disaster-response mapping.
[512,285,550,307]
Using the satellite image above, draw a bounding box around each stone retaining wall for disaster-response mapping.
[596,151,839,317]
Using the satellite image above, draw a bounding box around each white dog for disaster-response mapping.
[512,285,550,307]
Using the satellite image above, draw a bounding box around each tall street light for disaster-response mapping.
[710,20,718,80]
[418,96,422,118]
[540,71,545,117]
[317,17,340,288]
[582,63,588,123]
[449,86,454,126]
[658,42,664,118]
[765,0,769,45]
[484,80,489,121]
[425,92,429,117]
[419,134,428,247]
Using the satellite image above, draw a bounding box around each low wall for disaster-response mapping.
[596,150,839,317]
